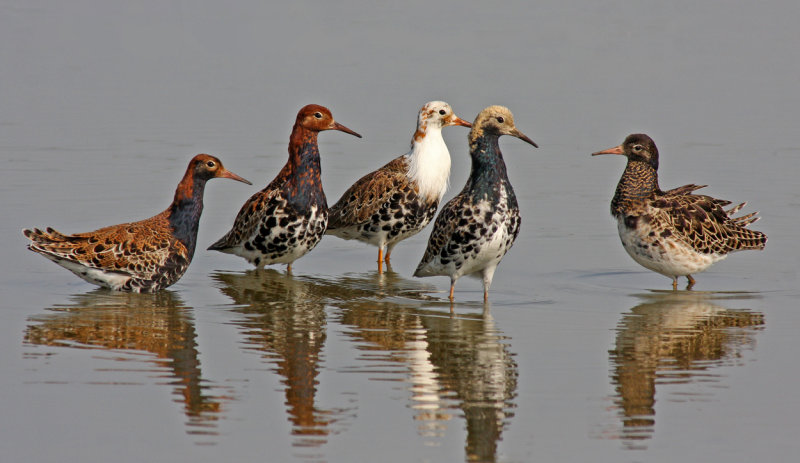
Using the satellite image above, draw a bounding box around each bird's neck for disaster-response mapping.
[285,125,326,209]
[406,126,451,202]
[169,175,206,255]
[465,134,513,202]
[611,159,660,216]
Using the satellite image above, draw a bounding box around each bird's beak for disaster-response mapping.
[591,145,624,156]
[218,169,252,185]
[447,115,472,128]
[511,129,538,148]
[331,122,362,138]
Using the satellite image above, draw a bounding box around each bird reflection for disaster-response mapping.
[212,269,343,449]
[23,289,228,438]
[213,268,517,462]
[608,291,764,449]
[333,291,517,463]
[212,268,438,449]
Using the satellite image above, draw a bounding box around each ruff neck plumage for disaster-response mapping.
[168,165,209,255]
[285,124,326,210]
[406,124,451,203]
[466,132,513,202]
[611,159,660,216]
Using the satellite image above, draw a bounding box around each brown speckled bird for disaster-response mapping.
[23,154,251,292]
[593,133,767,289]
[326,101,471,272]
[208,104,361,272]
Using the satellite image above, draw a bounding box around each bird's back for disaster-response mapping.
[649,187,767,255]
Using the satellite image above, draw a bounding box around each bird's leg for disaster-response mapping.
[672,277,678,290]
[449,283,455,301]
[481,266,495,302]
[385,242,398,263]
[377,248,384,274]
[686,275,696,290]
[383,243,400,274]
[287,263,293,274]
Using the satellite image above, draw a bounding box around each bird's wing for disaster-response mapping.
[208,167,288,250]
[328,156,410,229]
[24,217,178,281]
[650,191,767,254]
[414,194,467,274]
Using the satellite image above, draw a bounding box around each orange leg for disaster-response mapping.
[384,246,396,273]
[687,275,696,290]
[377,248,384,274]
[449,283,455,301]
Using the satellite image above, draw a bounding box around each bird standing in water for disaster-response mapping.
[208,104,361,272]
[592,133,767,289]
[23,154,251,292]
[414,106,537,303]
[326,101,471,273]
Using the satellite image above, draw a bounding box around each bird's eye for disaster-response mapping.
[633,145,643,152]
[439,109,446,115]
[314,112,323,119]
[496,116,505,123]
[206,161,216,168]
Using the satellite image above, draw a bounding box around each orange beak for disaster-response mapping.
[592,145,624,156]
[447,115,472,128]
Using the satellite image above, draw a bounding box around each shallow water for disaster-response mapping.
[2,1,800,462]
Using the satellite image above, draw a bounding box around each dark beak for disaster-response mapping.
[331,122,362,138]
[218,169,252,185]
[591,145,624,156]
[511,129,538,148]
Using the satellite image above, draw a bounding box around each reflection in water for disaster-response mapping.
[23,290,229,440]
[213,269,518,463]
[331,278,517,463]
[608,291,764,449]
[212,269,342,450]
[426,309,517,462]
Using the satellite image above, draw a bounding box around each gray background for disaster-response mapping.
[2,1,798,462]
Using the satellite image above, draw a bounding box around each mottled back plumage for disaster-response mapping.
[23,154,251,292]
[414,106,538,302]
[208,104,361,270]
[593,133,767,289]
[326,101,471,270]
[328,157,412,225]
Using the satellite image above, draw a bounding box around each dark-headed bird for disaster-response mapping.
[593,133,767,289]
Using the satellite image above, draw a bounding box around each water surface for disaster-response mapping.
[2,1,799,462]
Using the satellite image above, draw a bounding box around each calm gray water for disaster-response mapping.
[2,2,799,462]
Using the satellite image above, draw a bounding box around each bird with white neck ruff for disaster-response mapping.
[414,105,537,303]
[326,101,471,272]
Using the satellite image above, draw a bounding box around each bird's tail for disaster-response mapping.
[726,204,767,251]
